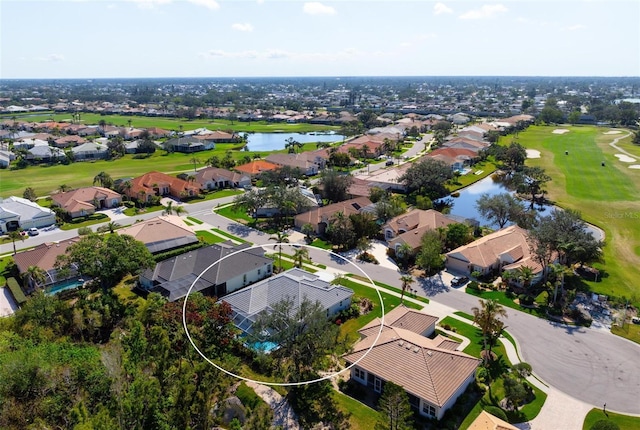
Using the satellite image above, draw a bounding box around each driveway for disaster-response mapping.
[0,287,18,317]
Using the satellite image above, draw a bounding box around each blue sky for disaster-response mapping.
[1,0,639,79]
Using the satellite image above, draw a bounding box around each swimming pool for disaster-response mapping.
[245,339,279,353]
[46,279,85,296]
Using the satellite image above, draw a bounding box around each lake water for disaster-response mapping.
[245,132,343,152]
[445,175,513,228]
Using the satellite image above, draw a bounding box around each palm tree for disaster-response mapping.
[120,180,133,201]
[7,229,25,255]
[106,221,120,234]
[174,205,187,217]
[516,265,535,295]
[472,299,508,364]
[93,171,113,189]
[396,242,413,269]
[59,184,71,193]
[549,263,569,306]
[189,157,201,172]
[162,200,174,215]
[23,265,47,291]
[293,247,310,268]
[399,274,415,304]
[269,230,289,272]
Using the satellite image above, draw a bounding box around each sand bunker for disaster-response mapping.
[526,149,541,159]
[629,165,640,169]
[552,129,570,134]
[615,154,636,163]
[604,131,622,135]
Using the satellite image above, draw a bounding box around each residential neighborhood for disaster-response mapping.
[0,76,639,430]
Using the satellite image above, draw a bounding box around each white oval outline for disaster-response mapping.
[182,242,385,386]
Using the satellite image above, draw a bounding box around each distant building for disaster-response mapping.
[0,196,56,233]
[51,186,122,219]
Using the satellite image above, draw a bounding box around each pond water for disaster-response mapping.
[245,132,343,152]
[445,175,514,228]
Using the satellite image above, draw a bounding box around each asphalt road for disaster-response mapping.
[4,191,640,414]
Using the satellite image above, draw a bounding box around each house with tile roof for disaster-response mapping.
[53,135,86,148]
[193,167,251,191]
[234,159,280,176]
[265,153,322,176]
[342,306,478,420]
[13,238,82,291]
[468,410,519,430]
[0,196,56,233]
[71,141,109,160]
[139,242,273,302]
[442,137,489,153]
[116,215,198,254]
[293,196,373,235]
[383,209,462,252]
[222,268,353,336]
[425,147,479,171]
[127,171,200,202]
[164,136,211,153]
[51,186,122,219]
[445,225,545,280]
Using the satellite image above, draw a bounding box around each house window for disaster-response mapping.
[374,377,382,393]
[258,269,261,275]
[422,403,436,417]
[354,368,365,380]
[243,274,247,285]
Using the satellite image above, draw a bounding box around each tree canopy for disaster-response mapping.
[399,158,453,199]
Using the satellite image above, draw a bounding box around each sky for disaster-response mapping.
[1,0,639,79]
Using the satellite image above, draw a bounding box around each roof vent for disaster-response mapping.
[426,350,433,357]
[405,343,411,350]
[398,341,404,347]
[413,347,419,353]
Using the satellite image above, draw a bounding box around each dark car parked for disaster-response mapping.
[451,276,469,287]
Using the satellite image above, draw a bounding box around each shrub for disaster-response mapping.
[6,277,26,305]
[467,281,479,291]
[484,406,508,421]
[590,420,620,430]
[518,294,534,306]
[78,226,92,236]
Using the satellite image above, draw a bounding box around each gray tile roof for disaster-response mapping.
[142,242,272,302]
[223,268,353,334]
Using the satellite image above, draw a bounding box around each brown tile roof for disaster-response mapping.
[54,135,86,147]
[446,225,543,273]
[468,410,519,430]
[348,177,372,198]
[193,167,246,186]
[128,171,199,199]
[294,197,372,226]
[384,209,459,235]
[51,187,121,212]
[359,306,438,337]
[234,159,280,175]
[343,325,478,408]
[117,215,196,252]
[13,238,79,273]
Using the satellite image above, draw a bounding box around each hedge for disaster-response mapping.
[6,277,27,305]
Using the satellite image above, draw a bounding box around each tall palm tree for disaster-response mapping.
[549,263,569,306]
[399,274,415,304]
[189,157,201,172]
[93,171,113,189]
[269,230,289,272]
[174,205,187,217]
[7,229,25,255]
[396,242,413,269]
[516,265,535,295]
[472,299,508,364]
[162,201,174,215]
[120,180,133,201]
[293,247,310,268]
[23,265,47,291]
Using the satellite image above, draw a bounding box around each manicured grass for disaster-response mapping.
[187,216,204,225]
[454,311,474,320]
[611,322,640,345]
[211,228,249,244]
[333,390,379,430]
[0,255,16,286]
[466,288,547,318]
[583,408,640,430]
[518,125,640,302]
[11,112,340,134]
[346,273,430,304]
[214,204,254,224]
[59,213,109,231]
[199,188,243,201]
[310,238,333,250]
[447,158,499,192]
[123,204,164,216]
[194,230,225,244]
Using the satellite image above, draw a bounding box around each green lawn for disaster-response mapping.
[211,228,249,244]
[214,204,254,225]
[194,230,226,244]
[611,322,640,345]
[447,158,499,192]
[0,255,16,286]
[9,112,340,134]
[346,273,430,304]
[187,216,204,225]
[333,390,379,430]
[309,238,333,250]
[583,408,640,430]
[59,213,109,230]
[518,125,640,302]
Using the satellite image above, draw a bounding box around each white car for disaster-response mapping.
[27,227,39,236]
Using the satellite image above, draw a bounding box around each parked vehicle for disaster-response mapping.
[27,227,39,236]
[451,276,469,286]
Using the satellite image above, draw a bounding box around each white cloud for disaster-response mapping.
[433,2,453,15]
[565,24,586,31]
[459,4,507,20]
[126,0,219,10]
[232,23,254,32]
[38,54,64,62]
[303,2,336,16]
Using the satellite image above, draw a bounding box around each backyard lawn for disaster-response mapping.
[517,125,640,302]
[583,408,640,430]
